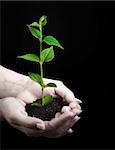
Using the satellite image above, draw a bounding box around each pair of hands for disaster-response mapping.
[0,70,82,138]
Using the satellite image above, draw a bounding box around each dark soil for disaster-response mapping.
[26,98,65,121]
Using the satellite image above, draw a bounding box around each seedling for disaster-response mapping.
[17,15,64,107]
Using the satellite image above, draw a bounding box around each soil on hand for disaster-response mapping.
[26,98,65,121]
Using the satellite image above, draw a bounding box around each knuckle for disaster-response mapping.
[67,112,74,118]
[45,121,55,130]
[61,106,70,113]
[48,122,55,129]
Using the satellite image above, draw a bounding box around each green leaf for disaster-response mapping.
[17,54,39,62]
[28,72,43,86]
[46,83,57,87]
[43,35,64,50]
[27,25,41,39]
[39,15,47,26]
[31,102,41,107]
[42,95,53,106]
[41,46,54,62]
[29,22,40,28]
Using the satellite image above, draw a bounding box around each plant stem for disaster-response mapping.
[39,24,44,106]
[40,62,44,106]
[40,62,43,78]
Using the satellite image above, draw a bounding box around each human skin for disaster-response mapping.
[0,65,82,138]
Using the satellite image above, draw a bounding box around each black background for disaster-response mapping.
[1,1,115,149]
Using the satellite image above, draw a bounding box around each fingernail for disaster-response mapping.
[78,109,82,113]
[68,128,73,134]
[69,102,81,110]
[72,109,82,116]
[74,116,81,120]
[36,123,45,130]
[76,98,82,103]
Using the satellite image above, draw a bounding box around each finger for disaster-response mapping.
[54,87,73,103]
[56,115,80,135]
[12,111,45,130]
[55,112,61,118]
[68,128,73,133]
[61,115,80,129]
[44,79,82,105]
[43,78,82,104]
[61,105,82,116]
[74,98,82,104]
[47,111,74,129]
[69,101,81,110]
[19,107,46,127]
[58,116,80,135]
[16,98,26,106]
[17,90,37,104]
[20,110,28,116]
[43,87,56,98]
[54,86,81,104]
[70,116,81,127]
[61,106,71,113]
[71,108,82,116]
[26,80,42,99]
[43,79,73,99]
[36,123,46,130]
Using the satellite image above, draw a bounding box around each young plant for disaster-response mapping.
[17,15,64,107]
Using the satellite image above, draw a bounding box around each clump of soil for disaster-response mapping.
[26,98,65,121]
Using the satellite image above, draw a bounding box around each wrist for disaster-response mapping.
[0,65,29,98]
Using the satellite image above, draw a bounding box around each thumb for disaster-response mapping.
[17,90,37,104]
[12,111,45,130]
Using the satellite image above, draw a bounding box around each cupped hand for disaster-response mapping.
[0,66,82,137]
[0,97,45,136]
[16,77,82,137]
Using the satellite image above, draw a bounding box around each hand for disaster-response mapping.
[0,66,82,137]
[16,78,82,138]
[0,97,45,136]
[0,97,81,138]
[42,79,82,138]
